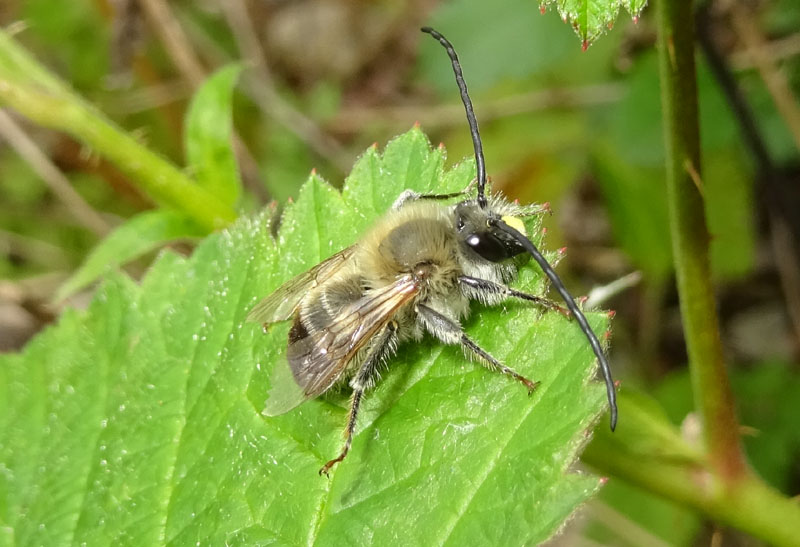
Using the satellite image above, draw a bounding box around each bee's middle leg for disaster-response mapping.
[319,322,397,477]
[416,304,539,393]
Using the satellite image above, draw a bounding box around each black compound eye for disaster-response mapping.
[465,232,511,262]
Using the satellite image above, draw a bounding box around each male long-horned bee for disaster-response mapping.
[249,27,618,476]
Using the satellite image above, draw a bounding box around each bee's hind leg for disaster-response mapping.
[416,304,539,393]
[319,322,398,477]
[319,389,363,477]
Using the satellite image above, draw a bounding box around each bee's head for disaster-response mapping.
[454,200,527,262]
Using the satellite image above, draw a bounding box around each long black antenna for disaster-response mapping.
[421,27,488,209]
[423,26,618,431]
[491,217,618,431]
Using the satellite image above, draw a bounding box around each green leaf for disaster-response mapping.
[56,210,206,301]
[539,0,649,47]
[185,65,243,208]
[1,128,610,545]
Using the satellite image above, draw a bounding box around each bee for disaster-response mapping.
[249,26,618,476]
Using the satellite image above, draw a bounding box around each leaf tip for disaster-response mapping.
[581,39,589,52]
[632,14,639,24]
[607,310,616,319]
[540,4,546,14]
[558,246,567,255]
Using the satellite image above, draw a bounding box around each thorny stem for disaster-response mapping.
[656,0,746,480]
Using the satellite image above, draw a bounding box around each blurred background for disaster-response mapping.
[1,0,798,544]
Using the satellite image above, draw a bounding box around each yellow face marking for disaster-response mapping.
[501,215,526,236]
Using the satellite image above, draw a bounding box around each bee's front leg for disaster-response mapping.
[391,179,477,210]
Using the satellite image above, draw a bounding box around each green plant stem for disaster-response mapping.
[0,31,235,232]
[656,0,745,480]
[584,427,800,547]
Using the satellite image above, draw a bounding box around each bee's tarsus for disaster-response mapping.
[392,189,422,210]
[524,379,541,395]
[319,455,343,477]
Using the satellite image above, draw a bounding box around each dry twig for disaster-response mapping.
[217,0,351,172]
[0,109,110,236]
[136,0,269,201]
[730,3,800,150]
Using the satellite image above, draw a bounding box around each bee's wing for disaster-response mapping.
[263,275,419,416]
[247,245,357,325]
[261,347,308,417]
